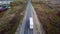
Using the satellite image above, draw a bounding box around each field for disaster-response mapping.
[32,2,60,34]
[0,1,26,34]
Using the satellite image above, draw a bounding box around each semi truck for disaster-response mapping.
[29,17,33,29]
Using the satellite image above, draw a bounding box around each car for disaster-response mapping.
[0,6,7,12]
[0,4,10,12]
[29,17,33,29]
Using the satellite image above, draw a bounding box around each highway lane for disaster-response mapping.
[24,1,33,34]
[17,0,33,34]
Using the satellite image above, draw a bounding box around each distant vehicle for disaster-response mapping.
[29,17,33,29]
[0,4,10,12]
[0,6,7,12]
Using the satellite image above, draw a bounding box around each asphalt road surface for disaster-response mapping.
[20,0,34,34]
[24,1,33,34]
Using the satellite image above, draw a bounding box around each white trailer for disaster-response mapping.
[29,17,33,29]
